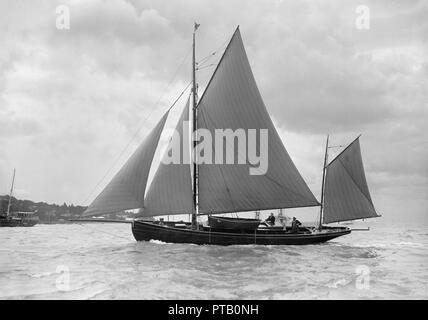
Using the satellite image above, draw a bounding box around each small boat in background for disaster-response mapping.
[0,169,38,228]
[0,216,22,227]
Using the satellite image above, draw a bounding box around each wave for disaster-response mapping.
[149,239,170,245]
[2,223,428,300]
[326,278,354,289]
[395,241,425,248]
[333,249,379,259]
[27,271,58,279]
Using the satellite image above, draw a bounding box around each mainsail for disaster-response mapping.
[323,137,379,223]
[140,98,194,217]
[83,112,169,216]
[196,27,319,214]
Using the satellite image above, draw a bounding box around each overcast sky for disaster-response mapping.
[1,0,427,224]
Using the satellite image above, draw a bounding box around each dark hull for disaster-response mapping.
[0,217,38,227]
[132,220,351,245]
[21,220,38,227]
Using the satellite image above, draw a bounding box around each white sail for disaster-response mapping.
[83,112,169,216]
[140,98,194,217]
[323,137,379,223]
[196,28,319,214]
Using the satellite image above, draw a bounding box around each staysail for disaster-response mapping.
[323,137,379,223]
[83,112,169,216]
[140,98,194,217]
[196,27,319,214]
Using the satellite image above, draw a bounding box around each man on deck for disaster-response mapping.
[291,217,302,233]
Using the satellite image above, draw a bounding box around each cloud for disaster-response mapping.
[0,114,43,138]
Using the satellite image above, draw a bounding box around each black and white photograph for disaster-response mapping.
[0,0,427,303]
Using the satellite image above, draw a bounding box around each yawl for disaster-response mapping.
[82,25,380,245]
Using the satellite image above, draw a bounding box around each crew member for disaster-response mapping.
[291,217,302,233]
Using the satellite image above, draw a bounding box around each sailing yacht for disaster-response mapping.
[82,26,380,245]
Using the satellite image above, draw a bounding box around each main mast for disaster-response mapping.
[318,135,329,230]
[6,168,16,217]
[191,23,200,229]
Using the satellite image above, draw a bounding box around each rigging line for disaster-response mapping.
[82,47,192,206]
[167,82,192,112]
[196,38,229,65]
[327,135,361,167]
[197,53,215,65]
[196,63,218,71]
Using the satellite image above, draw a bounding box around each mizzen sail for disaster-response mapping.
[196,28,319,214]
[83,112,169,217]
[140,98,194,217]
[323,137,379,223]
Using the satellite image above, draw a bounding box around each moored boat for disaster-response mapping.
[0,214,38,227]
[0,169,38,228]
[15,211,39,227]
[0,216,23,227]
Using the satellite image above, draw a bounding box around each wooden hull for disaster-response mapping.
[131,220,351,245]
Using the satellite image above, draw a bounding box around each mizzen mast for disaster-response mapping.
[318,135,329,230]
[191,22,200,229]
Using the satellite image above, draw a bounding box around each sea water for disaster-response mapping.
[0,221,427,299]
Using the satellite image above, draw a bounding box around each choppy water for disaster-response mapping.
[0,222,427,299]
